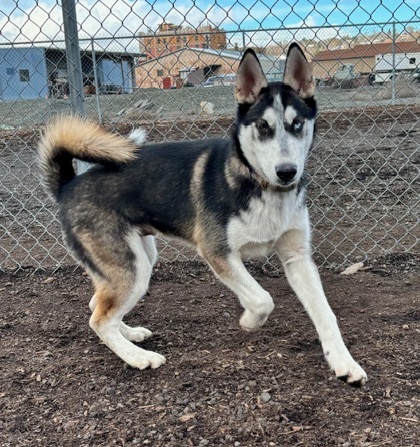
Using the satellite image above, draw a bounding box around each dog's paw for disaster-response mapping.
[120,323,152,342]
[128,350,166,370]
[240,310,268,331]
[336,363,367,387]
[327,352,367,387]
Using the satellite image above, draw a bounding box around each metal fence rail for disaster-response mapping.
[0,1,419,271]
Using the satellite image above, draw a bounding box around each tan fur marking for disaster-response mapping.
[90,284,116,325]
[203,254,232,278]
[190,151,210,247]
[225,155,250,189]
[76,229,136,327]
[89,268,135,324]
[190,151,209,196]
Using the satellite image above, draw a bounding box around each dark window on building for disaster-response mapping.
[19,69,30,82]
[157,69,164,76]
[409,57,416,64]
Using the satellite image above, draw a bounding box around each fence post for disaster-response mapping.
[391,22,396,104]
[62,0,89,173]
[91,38,103,123]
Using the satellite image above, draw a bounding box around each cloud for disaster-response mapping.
[0,0,414,51]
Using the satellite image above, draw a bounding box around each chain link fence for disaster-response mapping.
[1,1,419,271]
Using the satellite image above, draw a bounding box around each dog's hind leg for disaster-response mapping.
[86,230,165,369]
[89,295,152,343]
[88,235,157,344]
[118,235,157,342]
[203,252,275,331]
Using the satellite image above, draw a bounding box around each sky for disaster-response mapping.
[0,0,419,50]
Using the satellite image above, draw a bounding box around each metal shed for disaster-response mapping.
[0,47,48,100]
[0,46,140,101]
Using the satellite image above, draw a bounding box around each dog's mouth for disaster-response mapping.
[251,171,298,192]
[274,182,297,192]
[255,176,298,192]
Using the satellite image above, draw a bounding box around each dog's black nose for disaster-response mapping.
[275,163,297,184]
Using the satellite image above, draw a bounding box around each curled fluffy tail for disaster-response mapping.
[38,115,140,200]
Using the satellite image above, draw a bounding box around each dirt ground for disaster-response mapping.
[1,254,419,447]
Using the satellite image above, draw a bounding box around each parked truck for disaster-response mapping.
[373,51,420,84]
[317,64,371,88]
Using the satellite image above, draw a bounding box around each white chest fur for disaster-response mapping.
[227,190,308,255]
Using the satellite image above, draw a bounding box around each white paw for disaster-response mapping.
[327,351,367,387]
[120,323,152,342]
[129,351,166,370]
[240,310,269,331]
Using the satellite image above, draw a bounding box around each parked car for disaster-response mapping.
[201,74,236,87]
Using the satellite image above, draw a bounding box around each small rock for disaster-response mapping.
[261,392,271,403]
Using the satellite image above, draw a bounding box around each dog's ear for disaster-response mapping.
[283,43,315,98]
[235,49,268,104]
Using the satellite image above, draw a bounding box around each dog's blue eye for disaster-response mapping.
[292,119,304,133]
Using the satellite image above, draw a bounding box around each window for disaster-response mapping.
[157,69,164,76]
[409,57,416,64]
[19,69,30,82]
[6,68,15,76]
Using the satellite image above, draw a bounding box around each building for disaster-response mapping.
[311,40,420,79]
[0,47,49,100]
[139,22,227,60]
[0,46,140,101]
[135,47,285,89]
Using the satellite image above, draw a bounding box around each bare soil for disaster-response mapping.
[1,254,419,447]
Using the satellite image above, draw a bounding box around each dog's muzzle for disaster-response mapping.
[274,163,298,191]
[275,163,297,184]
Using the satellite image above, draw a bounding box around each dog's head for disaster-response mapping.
[234,43,317,191]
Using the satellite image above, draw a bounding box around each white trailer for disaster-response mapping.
[374,51,420,83]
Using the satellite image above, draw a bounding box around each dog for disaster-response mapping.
[38,43,367,386]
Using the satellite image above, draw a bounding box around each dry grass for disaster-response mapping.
[375,76,420,100]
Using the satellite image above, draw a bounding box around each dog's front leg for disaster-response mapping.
[204,253,275,331]
[275,230,367,386]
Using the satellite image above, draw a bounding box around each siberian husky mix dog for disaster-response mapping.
[39,43,367,386]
